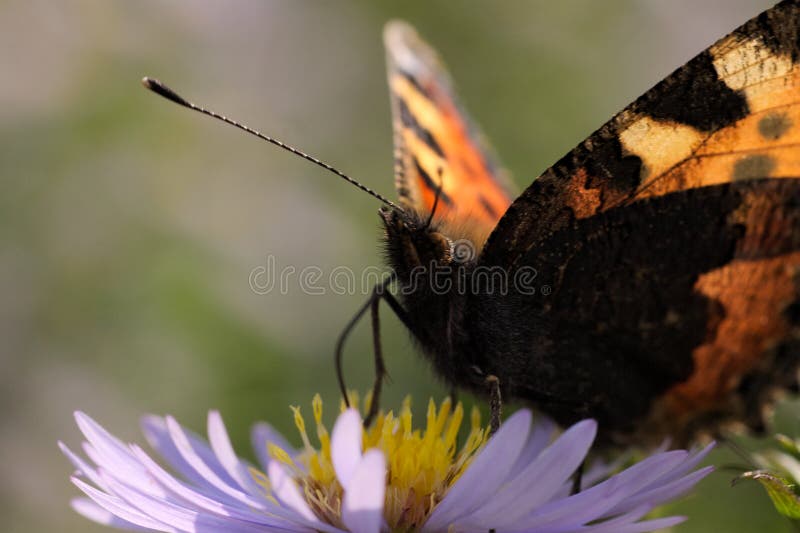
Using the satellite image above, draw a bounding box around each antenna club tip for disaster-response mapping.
[140,76,191,108]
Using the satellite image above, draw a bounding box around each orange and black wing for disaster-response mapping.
[384,21,516,247]
[478,0,800,442]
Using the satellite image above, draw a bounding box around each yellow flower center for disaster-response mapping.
[261,393,489,531]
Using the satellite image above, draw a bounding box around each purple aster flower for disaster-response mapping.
[61,395,713,532]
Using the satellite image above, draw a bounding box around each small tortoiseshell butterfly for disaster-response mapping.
[145,0,800,446]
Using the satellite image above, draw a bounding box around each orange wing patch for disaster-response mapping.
[631,104,800,198]
[665,254,800,420]
[627,33,800,202]
[384,21,515,247]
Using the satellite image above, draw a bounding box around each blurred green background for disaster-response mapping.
[3,0,795,531]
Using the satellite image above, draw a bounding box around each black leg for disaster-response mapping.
[364,294,387,427]
[335,290,377,408]
[717,433,758,470]
[486,375,502,437]
[379,288,416,334]
[335,277,412,417]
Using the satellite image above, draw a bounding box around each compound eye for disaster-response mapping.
[428,232,453,263]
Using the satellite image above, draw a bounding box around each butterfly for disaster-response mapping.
[371,1,800,446]
[143,0,800,447]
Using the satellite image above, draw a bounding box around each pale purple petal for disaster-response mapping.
[607,465,714,515]
[331,409,363,488]
[456,419,597,530]
[427,414,711,533]
[74,413,157,496]
[72,477,172,532]
[60,441,110,491]
[141,415,236,492]
[64,410,354,533]
[590,449,696,509]
[509,416,557,475]
[579,449,630,491]
[97,470,272,533]
[579,504,685,533]
[267,460,319,523]
[206,411,266,497]
[607,516,687,533]
[71,497,152,531]
[648,442,714,486]
[164,416,265,508]
[571,504,652,533]
[516,449,690,530]
[260,462,346,532]
[515,478,618,531]
[129,444,303,528]
[341,449,387,533]
[423,409,532,531]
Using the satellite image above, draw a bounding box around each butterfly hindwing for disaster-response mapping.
[474,0,800,441]
[384,21,515,247]
[476,177,799,442]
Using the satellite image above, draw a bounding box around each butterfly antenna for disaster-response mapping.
[141,77,404,212]
[425,166,444,228]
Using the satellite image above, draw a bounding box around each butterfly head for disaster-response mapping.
[380,207,454,284]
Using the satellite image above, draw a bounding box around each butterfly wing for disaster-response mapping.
[482,0,800,267]
[476,0,800,441]
[384,21,516,246]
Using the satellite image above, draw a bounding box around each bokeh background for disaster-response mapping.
[3,1,796,531]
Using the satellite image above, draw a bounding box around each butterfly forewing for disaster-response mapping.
[384,21,516,247]
[482,0,800,266]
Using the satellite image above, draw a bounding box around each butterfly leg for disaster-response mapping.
[377,286,415,332]
[364,283,418,425]
[486,374,502,436]
[364,294,387,427]
[336,277,417,427]
[718,433,758,469]
[335,278,392,410]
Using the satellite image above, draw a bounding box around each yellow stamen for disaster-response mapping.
[254,395,490,531]
[312,394,324,425]
[291,406,314,453]
[268,443,294,467]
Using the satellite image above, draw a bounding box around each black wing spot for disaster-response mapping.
[635,51,749,132]
[479,196,499,219]
[758,112,792,140]
[583,134,644,192]
[732,154,776,181]
[396,185,412,199]
[397,98,445,158]
[414,157,454,205]
[398,69,431,100]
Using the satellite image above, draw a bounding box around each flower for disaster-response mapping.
[61,395,713,532]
